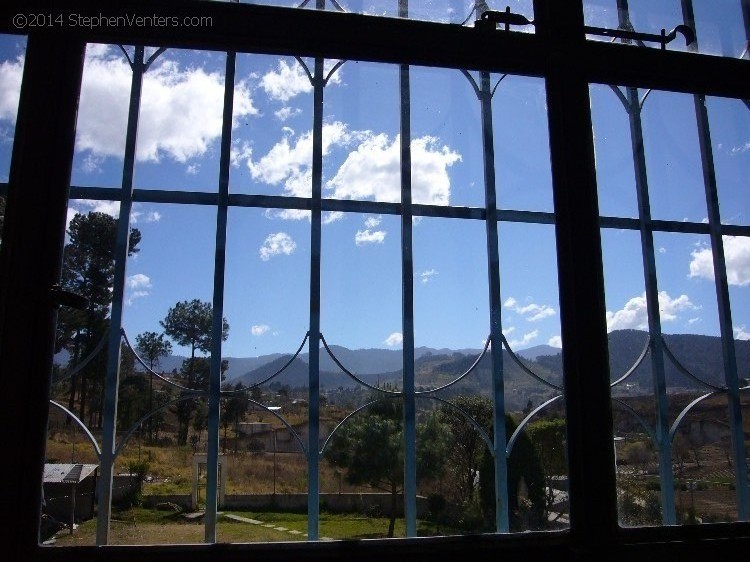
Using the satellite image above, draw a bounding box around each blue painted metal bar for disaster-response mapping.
[478,65,510,532]
[399,0,417,538]
[204,48,236,543]
[306,14,325,535]
[96,45,145,545]
[617,0,676,525]
[681,0,749,520]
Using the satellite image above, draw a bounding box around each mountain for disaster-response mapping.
[516,344,560,361]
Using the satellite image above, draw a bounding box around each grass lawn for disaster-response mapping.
[50,508,458,546]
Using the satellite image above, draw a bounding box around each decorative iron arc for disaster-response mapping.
[639,88,653,109]
[113,392,206,458]
[661,336,726,392]
[329,0,346,13]
[460,70,508,101]
[611,398,657,444]
[49,400,102,458]
[610,334,651,388]
[415,337,491,395]
[668,390,725,442]
[221,332,310,394]
[120,329,214,394]
[319,334,400,395]
[609,85,630,112]
[295,56,315,86]
[324,59,346,86]
[318,395,401,455]
[54,330,109,383]
[117,45,166,71]
[506,394,563,457]
[501,333,563,391]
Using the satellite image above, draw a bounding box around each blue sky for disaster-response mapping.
[0,1,748,361]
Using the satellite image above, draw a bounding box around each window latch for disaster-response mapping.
[583,24,695,50]
[50,285,89,310]
[475,7,534,32]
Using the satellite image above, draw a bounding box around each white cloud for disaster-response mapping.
[251,324,270,336]
[186,164,200,175]
[503,326,516,336]
[274,106,302,121]
[125,273,152,304]
[735,326,750,340]
[355,215,386,246]
[248,121,351,197]
[730,140,750,155]
[507,330,539,349]
[548,335,562,348]
[420,269,438,284]
[689,236,750,287]
[504,296,556,322]
[658,247,667,254]
[259,59,341,103]
[73,46,257,164]
[606,291,697,332]
[327,134,461,205]
[260,232,296,261]
[355,229,386,246]
[82,154,104,174]
[384,332,403,347]
[247,125,460,210]
[0,56,23,123]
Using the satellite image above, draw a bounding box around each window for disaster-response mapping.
[1,0,748,560]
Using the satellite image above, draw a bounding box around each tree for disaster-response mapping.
[527,418,567,520]
[56,212,141,427]
[161,300,228,445]
[161,299,228,360]
[135,331,172,442]
[221,383,249,454]
[438,395,493,507]
[323,398,449,537]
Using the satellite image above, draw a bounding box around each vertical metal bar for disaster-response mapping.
[534,0,618,552]
[398,0,417,539]
[478,69,510,533]
[615,0,676,525]
[0,36,85,558]
[205,49,237,543]
[307,1,325,536]
[97,46,145,545]
[743,0,750,57]
[681,0,749,520]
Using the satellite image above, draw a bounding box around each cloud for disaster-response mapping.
[355,215,386,246]
[73,46,257,164]
[548,335,562,348]
[259,59,341,103]
[420,269,438,284]
[606,291,697,332]
[251,324,270,336]
[66,200,162,226]
[504,297,556,322]
[0,56,23,124]
[384,332,403,347]
[689,236,750,287]
[327,134,461,205]
[125,273,152,304]
[186,164,200,175]
[260,232,296,261]
[246,125,461,209]
[734,326,750,341]
[274,106,302,121]
[730,140,750,155]
[247,121,351,197]
[507,330,539,349]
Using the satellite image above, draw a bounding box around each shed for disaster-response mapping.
[43,463,98,527]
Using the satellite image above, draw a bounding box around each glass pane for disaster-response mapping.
[0,34,26,251]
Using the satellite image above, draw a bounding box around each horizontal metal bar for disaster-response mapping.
[0,0,747,99]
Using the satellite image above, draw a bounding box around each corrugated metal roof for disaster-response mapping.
[43,464,98,484]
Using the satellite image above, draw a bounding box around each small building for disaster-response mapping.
[43,464,98,525]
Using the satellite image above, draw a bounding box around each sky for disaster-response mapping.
[0,0,748,363]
